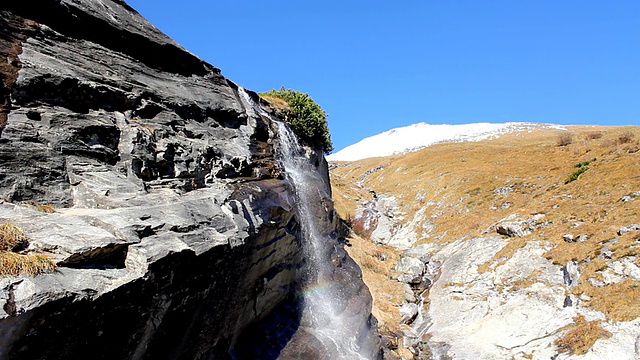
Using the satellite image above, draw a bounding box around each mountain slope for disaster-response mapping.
[331,125,640,359]
[327,122,562,161]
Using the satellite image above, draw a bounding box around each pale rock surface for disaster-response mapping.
[426,237,576,359]
[395,257,425,284]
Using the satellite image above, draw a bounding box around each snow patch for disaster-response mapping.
[328,122,558,162]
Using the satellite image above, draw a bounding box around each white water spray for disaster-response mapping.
[276,122,374,360]
[236,86,376,359]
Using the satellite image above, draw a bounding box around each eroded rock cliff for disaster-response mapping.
[0,1,378,359]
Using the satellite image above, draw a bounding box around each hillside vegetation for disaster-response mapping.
[260,88,333,153]
[331,125,640,358]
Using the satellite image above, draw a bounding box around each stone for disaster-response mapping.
[621,191,640,202]
[395,257,425,284]
[0,1,378,358]
[402,283,416,303]
[576,234,589,242]
[496,221,530,237]
[493,186,513,195]
[399,302,419,324]
[402,243,432,264]
[424,237,573,359]
[493,213,548,237]
[618,224,640,235]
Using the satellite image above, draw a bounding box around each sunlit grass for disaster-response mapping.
[554,315,611,355]
[0,251,56,276]
[0,222,56,276]
[331,125,640,352]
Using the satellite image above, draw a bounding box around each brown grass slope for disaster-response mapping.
[331,125,640,335]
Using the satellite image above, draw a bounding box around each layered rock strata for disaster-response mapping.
[0,1,377,359]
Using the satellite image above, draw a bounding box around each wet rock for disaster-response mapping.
[0,1,379,359]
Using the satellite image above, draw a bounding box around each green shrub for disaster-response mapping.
[565,159,595,184]
[575,158,596,168]
[260,87,333,154]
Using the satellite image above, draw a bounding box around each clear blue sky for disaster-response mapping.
[127,0,639,152]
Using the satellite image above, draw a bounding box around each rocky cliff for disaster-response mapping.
[0,1,378,359]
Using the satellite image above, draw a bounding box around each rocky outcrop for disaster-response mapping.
[490,213,549,238]
[0,1,377,359]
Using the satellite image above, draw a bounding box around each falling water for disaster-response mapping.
[236,86,376,359]
[275,122,375,360]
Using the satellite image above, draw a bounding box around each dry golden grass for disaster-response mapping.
[554,315,611,355]
[35,204,55,213]
[0,222,56,276]
[0,222,28,251]
[0,251,56,276]
[331,125,640,328]
[259,94,291,111]
[478,236,526,274]
[574,279,640,322]
[18,200,56,213]
[329,168,372,220]
[610,233,640,260]
[510,269,544,291]
[584,131,603,140]
[343,233,405,332]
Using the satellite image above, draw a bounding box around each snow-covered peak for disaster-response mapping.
[327,122,556,162]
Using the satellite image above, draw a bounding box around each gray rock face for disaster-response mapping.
[0,1,377,359]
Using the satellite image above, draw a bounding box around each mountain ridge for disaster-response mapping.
[328,121,568,162]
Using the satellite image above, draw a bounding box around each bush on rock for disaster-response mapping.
[260,87,333,154]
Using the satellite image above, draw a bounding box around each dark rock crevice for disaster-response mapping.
[58,243,130,269]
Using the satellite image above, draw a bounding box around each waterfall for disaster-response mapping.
[275,122,373,360]
[236,86,376,359]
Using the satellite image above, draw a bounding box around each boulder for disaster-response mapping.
[395,257,425,284]
[496,221,530,237]
[399,302,419,325]
[493,213,548,237]
[618,224,640,235]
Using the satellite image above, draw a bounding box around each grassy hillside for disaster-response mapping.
[331,125,640,352]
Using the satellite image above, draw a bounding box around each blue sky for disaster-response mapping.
[127,1,639,152]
